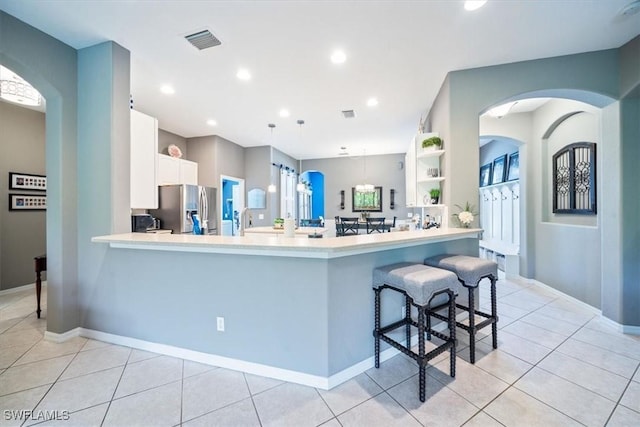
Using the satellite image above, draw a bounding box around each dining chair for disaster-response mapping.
[341,217,360,235]
[366,217,386,233]
[334,216,344,236]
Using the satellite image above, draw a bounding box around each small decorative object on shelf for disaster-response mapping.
[429,188,441,204]
[421,136,443,152]
[453,202,478,228]
[167,144,182,158]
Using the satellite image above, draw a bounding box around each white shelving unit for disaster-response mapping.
[406,133,448,226]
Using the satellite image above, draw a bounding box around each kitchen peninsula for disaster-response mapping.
[91,228,480,389]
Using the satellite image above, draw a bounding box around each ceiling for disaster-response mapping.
[1,1,638,160]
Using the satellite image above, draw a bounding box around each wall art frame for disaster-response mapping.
[507,151,520,181]
[479,163,493,187]
[491,155,507,185]
[9,193,47,211]
[352,186,383,212]
[9,172,47,191]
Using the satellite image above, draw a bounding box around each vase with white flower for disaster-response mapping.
[453,202,478,228]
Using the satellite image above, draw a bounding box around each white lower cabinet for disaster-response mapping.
[157,154,198,186]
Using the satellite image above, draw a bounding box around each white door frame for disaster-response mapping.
[220,174,245,236]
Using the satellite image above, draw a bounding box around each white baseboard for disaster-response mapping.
[517,276,639,336]
[40,315,460,391]
[0,282,46,296]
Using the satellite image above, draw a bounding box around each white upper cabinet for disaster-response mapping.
[130,110,158,209]
[157,154,198,186]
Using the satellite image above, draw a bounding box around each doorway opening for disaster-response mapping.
[299,170,325,220]
[220,175,245,236]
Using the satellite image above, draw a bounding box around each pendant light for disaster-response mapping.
[356,149,375,192]
[267,123,277,193]
[296,120,306,192]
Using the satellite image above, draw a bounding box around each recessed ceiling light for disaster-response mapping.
[236,68,251,81]
[160,85,175,95]
[331,50,347,64]
[464,0,487,11]
[279,109,290,118]
[206,119,217,126]
[367,97,379,107]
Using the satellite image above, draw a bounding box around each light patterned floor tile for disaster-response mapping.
[0,385,50,427]
[127,348,161,364]
[462,411,503,426]
[607,404,640,427]
[0,344,32,369]
[0,328,44,350]
[571,327,640,360]
[485,387,582,427]
[387,374,479,427]
[4,315,46,334]
[183,359,217,378]
[0,318,22,334]
[480,330,552,365]
[244,373,284,396]
[556,338,639,379]
[337,392,421,427]
[318,418,341,427]
[182,397,260,427]
[534,305,595,327]
[114,355,182,398]
[104,381,181,427]
[502,320,568,349]
[59,345,130,380]
[498,292,552,312]
[318,373,383,415]
[35,403,108,427]
[80,339,112,352]
[634,368,640,383]
[519,311,583,336]
[0,355,74,396]
[620,380,640,413]
[464,340,533,384]
[365,353,418,390]
[537,351,628,402]
[428,357,509,408]
[35,366,123,414]
[14,337,87,366]
[182,368,250,422]
[514,367,615,427]
[252,382,333,427]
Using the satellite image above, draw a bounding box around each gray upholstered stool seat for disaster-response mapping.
[425,254,499,364]
[373,262,458,402]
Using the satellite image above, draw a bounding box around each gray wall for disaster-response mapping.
[0,101,46,290]
[158,128,187,157]
[1,10,79,333]
[302,153,409,221]
[425,45,640,326]
[244,146,272,227]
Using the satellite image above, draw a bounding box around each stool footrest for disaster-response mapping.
[378,332,454,367]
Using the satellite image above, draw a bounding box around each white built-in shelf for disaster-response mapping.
[417,177,445,184]
[417,149,445,159]
[417,204,446,208]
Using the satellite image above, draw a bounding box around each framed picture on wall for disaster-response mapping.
[491,155,507,185]
[9,193,47,211]
[507,152,519,181]
[479,163,493,187]
[9,172,47,191]
[352,186,382,212]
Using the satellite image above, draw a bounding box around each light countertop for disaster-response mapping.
[244,226,328,235]
[92,227,481,259]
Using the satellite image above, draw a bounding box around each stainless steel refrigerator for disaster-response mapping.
[151,184,217,234]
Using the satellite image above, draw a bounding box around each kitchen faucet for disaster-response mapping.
[238,207,248,236]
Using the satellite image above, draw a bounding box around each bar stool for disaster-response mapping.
[424,255,498,364]
[373,262,458,402]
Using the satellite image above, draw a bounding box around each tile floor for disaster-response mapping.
[1,278,639,426]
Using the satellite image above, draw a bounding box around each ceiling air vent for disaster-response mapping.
[341,109,356,119]
[185,29,221,50]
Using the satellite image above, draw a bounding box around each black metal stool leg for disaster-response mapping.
[467,285,476,364]
[418,307,426,402]
[449,290,456,377]
[374,287,381,368]
[406,295,412,349]
[490,276,498,349]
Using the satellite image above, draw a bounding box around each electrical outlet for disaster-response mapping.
[216,317,225,332]
[258,214,264,220]
[407,212,412,217]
